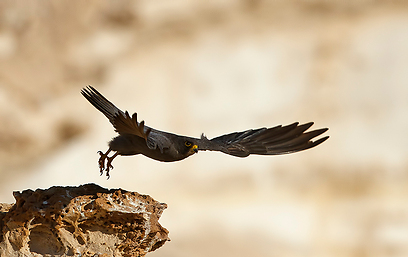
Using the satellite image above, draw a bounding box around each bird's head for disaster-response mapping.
[183,140,198,156]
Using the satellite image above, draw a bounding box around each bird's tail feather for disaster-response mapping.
[81,86,122,124]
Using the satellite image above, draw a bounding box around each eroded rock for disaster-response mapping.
[0,183,169,257]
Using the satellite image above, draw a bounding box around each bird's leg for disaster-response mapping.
[105,152,119,179]
[97,148,112,175]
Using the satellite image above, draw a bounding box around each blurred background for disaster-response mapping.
[0,1,408,256]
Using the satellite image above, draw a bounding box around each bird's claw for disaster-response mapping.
[97,148,118,179]
[97,151,106,175]
[105,157,115,180]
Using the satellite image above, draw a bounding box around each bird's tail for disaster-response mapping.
[81,86,123,124]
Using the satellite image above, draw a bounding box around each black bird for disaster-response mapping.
[81,86,329,178]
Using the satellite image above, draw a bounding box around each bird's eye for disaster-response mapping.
[184,141,192,147]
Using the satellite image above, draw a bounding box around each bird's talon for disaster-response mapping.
[97,149,111,176]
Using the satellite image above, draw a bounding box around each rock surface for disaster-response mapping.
[0,184,169,257]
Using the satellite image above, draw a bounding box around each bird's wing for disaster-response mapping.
[113,111,151,140]
[81,86,151,140]
[196,122,329,157]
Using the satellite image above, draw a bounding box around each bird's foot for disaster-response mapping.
[97,148,118,179]
[105,153,118,180]
[97,150,108,175]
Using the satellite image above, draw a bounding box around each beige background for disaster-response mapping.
[0,1,408,256]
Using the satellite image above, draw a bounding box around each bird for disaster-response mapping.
[81,86,329,178]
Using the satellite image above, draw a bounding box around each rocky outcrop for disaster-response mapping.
[0,184,169,257]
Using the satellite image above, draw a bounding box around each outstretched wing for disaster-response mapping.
[81,86,151,140]
[196,122,328,157]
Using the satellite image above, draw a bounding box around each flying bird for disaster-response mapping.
[81,86,329,178]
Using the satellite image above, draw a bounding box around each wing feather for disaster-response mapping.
[113,111,151,140]
[196,122,328,157]
[81,86,151,140]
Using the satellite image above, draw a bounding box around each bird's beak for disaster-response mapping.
[192,145,198,153]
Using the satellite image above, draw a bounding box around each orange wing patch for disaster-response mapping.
[113,111,151,140]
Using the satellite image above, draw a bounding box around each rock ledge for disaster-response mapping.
[0,183,169,257]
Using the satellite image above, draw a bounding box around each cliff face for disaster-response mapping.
[0,184,169,257]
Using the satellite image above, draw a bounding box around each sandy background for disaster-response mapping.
[0,1,408,256]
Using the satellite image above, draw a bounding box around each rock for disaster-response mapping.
[0,183,169,257]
